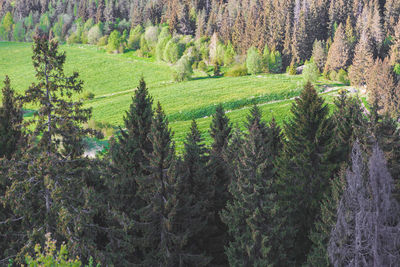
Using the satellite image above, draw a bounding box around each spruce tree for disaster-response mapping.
[349,31,374,86]
[324,23,351,74]
[108,77,154,263]
[0,76,23,159]
[276,82,334,265]
[135,102,176,265]
[2,34,118,264]
[222,106,283,266]
[205,104,232,265]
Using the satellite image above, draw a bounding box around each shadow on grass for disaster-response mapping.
[190,75,223,81]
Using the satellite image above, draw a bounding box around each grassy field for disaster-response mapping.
[1,42,345,151]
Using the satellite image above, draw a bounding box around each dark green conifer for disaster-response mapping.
[276,82,334,265]
[0,76,23,159]
[109,77,153,263]
[135,102,176,265]
[222,107,282,266]
[205,104,232,265]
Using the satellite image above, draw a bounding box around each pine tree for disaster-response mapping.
[276,82,334,265]
[0,76,23,160]
[328,143,400,266]
[349,31,374,86]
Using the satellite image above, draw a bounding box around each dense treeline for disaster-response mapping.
[1,1,400,81]
[1,34,400,266]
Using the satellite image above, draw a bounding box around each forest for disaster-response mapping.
[1,0,400,266]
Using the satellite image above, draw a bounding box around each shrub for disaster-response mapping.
[198,61,207,72]
[13,21,25,42]
[269,50,283,73]
[225,65,248,77]
[24,233,86,267]
[88,24,102,45]
[337,68,350,85]
[97,35,108,46]
[224,42,235,65]
[287,63,297,75]
[394,63,400,76]
[67,32,79,44]
[155,27,171,60]
[163,37,183,63]
[302,61,320,83]
[107,30,122,53]
[144,25,159,46]
[83,91,95,100]
[128,25,143,50]
[329,70,338,81]
[173,55,193,82]
[246,47,263,75]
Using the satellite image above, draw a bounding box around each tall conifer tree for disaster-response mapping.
[276,82,334,265]
[0,76,22,159]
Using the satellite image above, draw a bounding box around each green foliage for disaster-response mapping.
[224,41,235,65]
[127,25,143,50]
[276,82,334,265]
[287,62,297,75]
[225,64,247,77]
[25,233,83,267]
[13,21,25,42]
[82,91,95,100]
[97,35,108,46]
[0,76,22,159]
[246,47,263,75]
[107,30,122,53]
[163,37,183,63]
[337,68,350,85]
[394,63,400,75]
[88,24,103,45]
[155,27,171,60]
[39,13,51,33]
[303,61,320,83]
[269,50,283,73]
[0,12,14,40]
[173,55,193,81]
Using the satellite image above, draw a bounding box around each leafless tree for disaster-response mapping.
[329,142,400,267]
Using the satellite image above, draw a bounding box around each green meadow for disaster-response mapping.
[0,42,344,150]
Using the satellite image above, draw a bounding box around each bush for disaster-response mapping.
[302,61,320,83]
[173,55,193,82]
[97,35,108,46]
[88,24,102,45]
[155,27,171,60]
[128,25,142,50]
[225,65,248,77]
[67,32,79,44]
[224,42,235,65]
[394,63,400,76]
[287,63,297,75]
[144,26,159,46]
[337,69,350,85]
[269,50,283,73]
[83,91,95,100]
[163,37,183,63]
[198,61,207,72]
[24,233,86,267]
[107,30,122,53]
[329,70,338,81]
[246,47,263,75]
